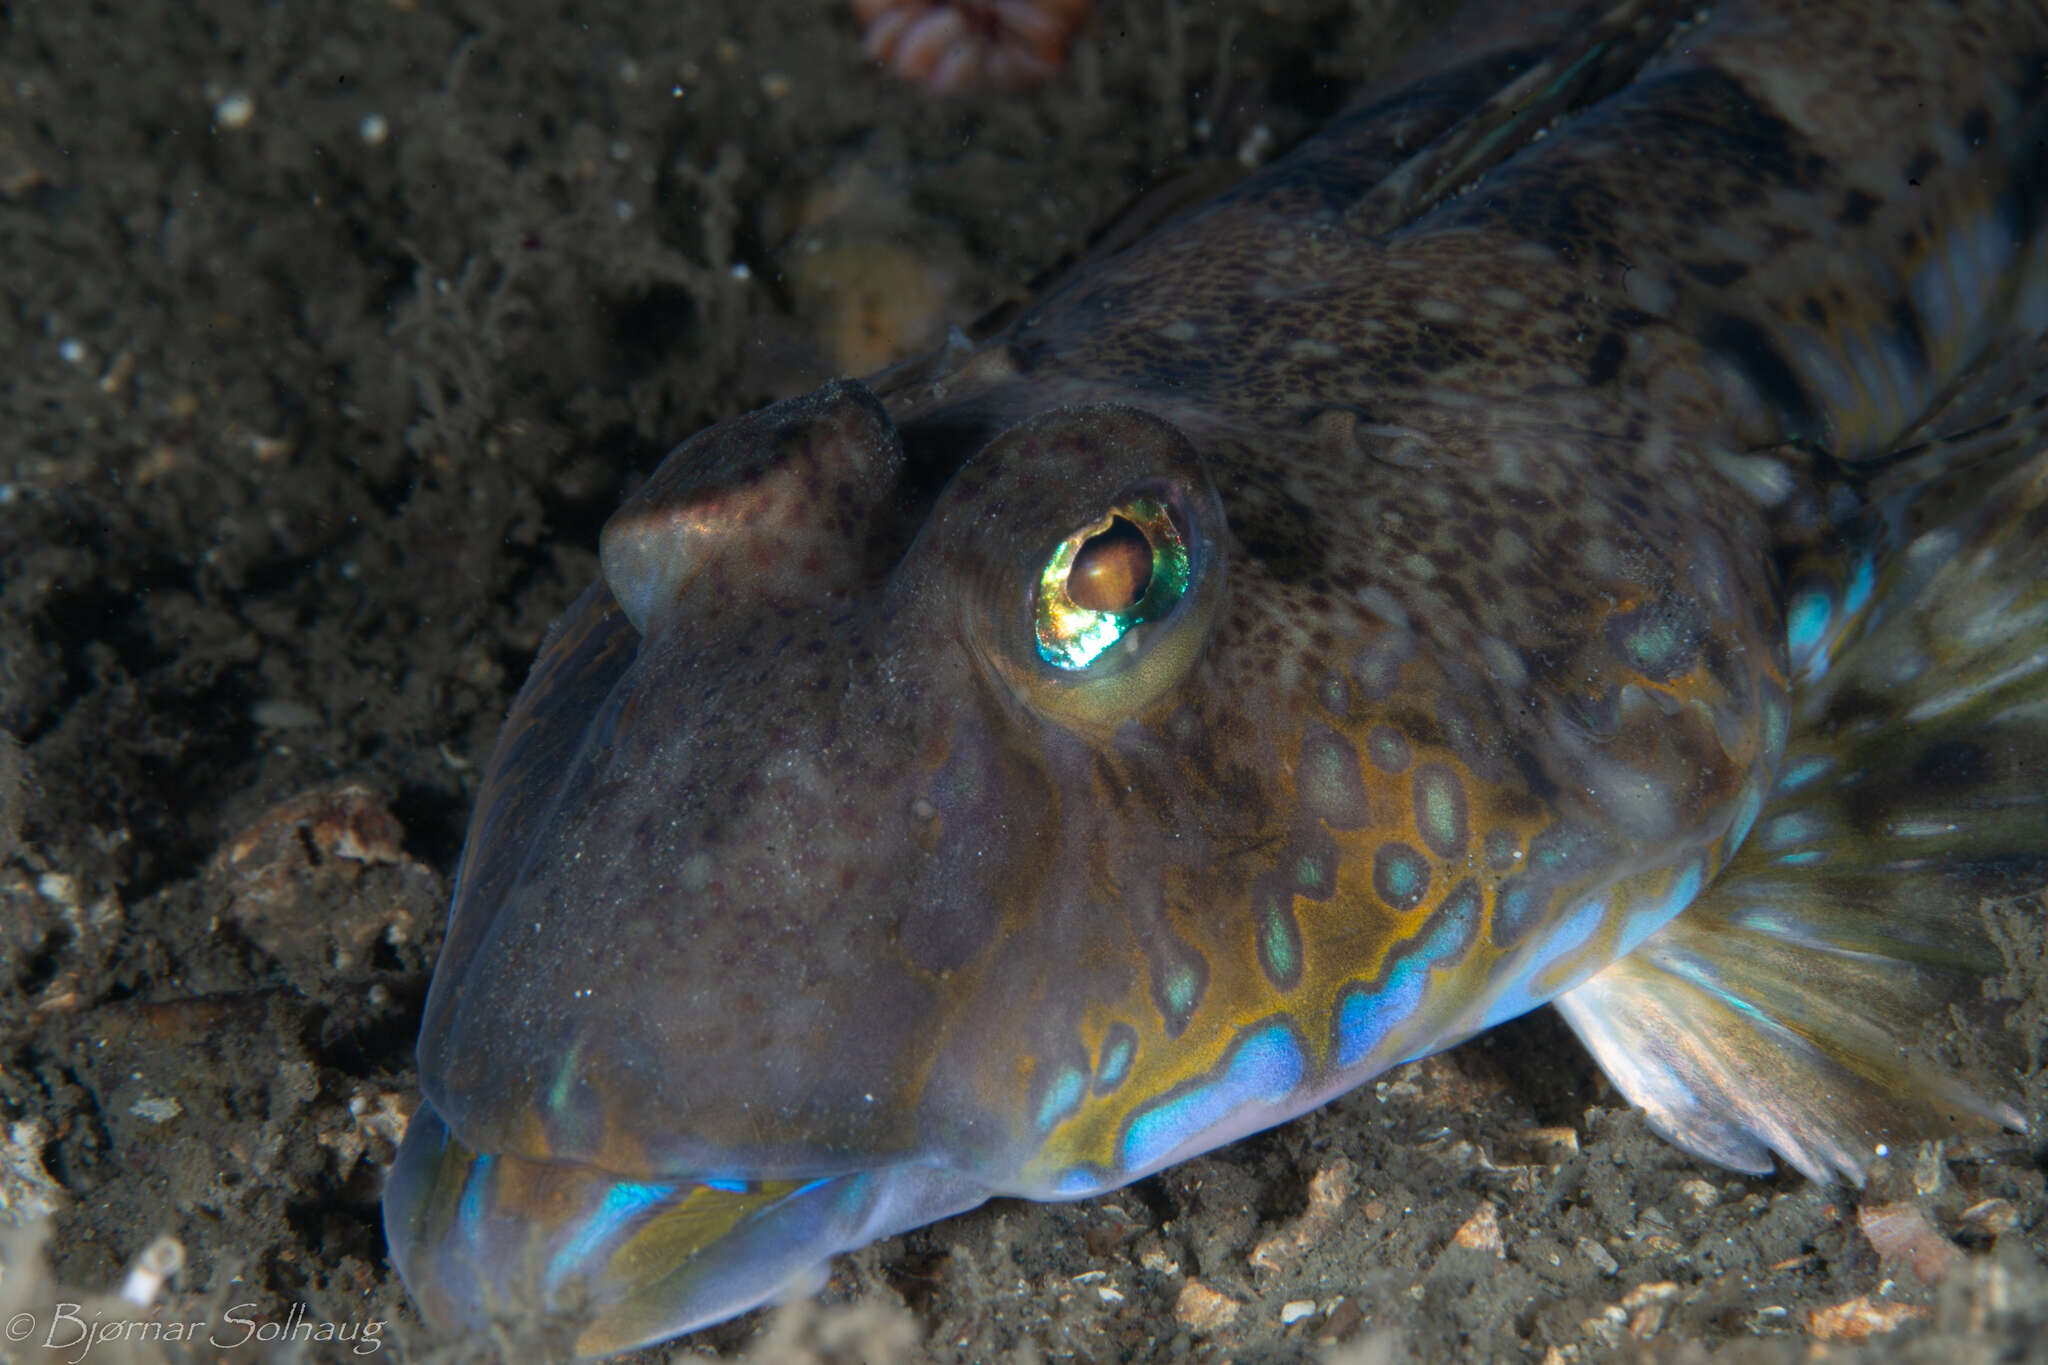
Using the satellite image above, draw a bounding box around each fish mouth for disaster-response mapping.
[383,1103,988,1359]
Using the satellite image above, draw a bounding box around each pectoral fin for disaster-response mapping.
[1558,436,2048,1183]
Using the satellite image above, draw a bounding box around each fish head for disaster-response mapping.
[389,383,1265,1350]
[388,376,1787,1353]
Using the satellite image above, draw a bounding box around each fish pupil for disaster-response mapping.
[1067,517,1153,613]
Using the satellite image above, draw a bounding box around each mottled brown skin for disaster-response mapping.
[392,0,2048,1351]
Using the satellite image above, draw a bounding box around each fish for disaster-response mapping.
[383,0,2048,1355]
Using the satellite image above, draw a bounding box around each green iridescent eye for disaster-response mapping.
[1035,497,1191,670]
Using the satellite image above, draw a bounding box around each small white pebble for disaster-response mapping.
[617,57,641,85]
[614,199,634,222]
[359,113,389,146]
[1280,1299,1318,1325]
[761,71,792,99]
[58,338,85,365]
[1237,123,1274,168]
[214,91,255,129]
[251,698,322,730]
[129,1096,183,1124]
[119,1236,186,1307]
[729,262,752,281]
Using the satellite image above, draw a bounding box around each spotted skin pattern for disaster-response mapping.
[386,0,2048,1354]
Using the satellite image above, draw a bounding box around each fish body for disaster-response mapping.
[386,0,2048,1354]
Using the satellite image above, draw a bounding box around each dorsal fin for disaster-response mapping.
[1345,0,1694,235]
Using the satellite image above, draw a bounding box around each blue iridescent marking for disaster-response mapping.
[1120,1022,1306,1173]
[1729,781,1764,852]
[701,1177,749,1194]
[1764,812,1822,849]
[1036,1065,1087,1132]
[1777,754,1833,792]
[1334,895,1475,1067]
[1787,588,1832,662]
[1095,1025,1136,1093]
[1477,895,1609,1032]
[1613,858,1703,959]
[1665,952,1774,1027]
[458,1151,495,1243]
[1842,554,1876,620]
[1334,955,1429,1068]
[545,1179,678,1292]
[1777,849,1829,867]
[1055,1165,1111,1197]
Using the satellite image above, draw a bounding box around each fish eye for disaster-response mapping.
[1034,497,1191,670]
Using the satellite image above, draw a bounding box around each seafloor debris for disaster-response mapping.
[207,782,439,978]
[1857,1201,1962,1285]
[851,0,1092,94]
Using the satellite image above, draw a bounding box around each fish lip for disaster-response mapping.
[383,1099,988,1357]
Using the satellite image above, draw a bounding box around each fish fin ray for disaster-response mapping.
[1561,441,2048,1183]
[1347,0,1695,234]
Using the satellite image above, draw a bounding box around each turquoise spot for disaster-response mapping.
[1764,811,1822,849]
[700,1177,749,1194]
[1153,952,1208,1035]
[1095,1024,1137,1094]
[1035,1065,1088,1132]
[1120,1022,1307,1174]
[1729,780,1764,851]
[458,1152,495,1246]
[1605,598,1700,682]
[1368,726,1411,774]
[1626,619,1684,669]
[546,1036,588,1128]
[1485,828,1521,871]
[1787,587,1833,660]
[1319,673,1351,716]
[1777,754,1833,792]
[1300,724,1369,829]
[1373,842,1430,911]
[1295,853,1326,893]
[1491,876,1546,948]
[1433,879,1481,961]
[1777,849,1829,867]
[1529,822,1594,872]
[1842,554,1876,619]
[1412,762,1469,860]
[1258,899,1303,990]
